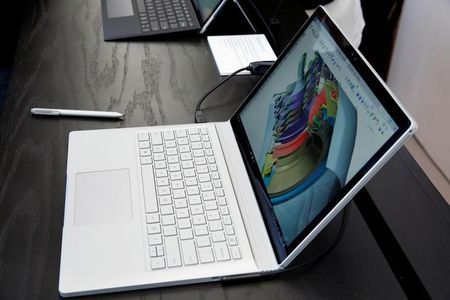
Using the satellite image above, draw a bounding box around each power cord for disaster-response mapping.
[194,61,275,123]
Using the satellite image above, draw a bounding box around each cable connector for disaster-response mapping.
[248,61,275,76]
[195,110,207,123]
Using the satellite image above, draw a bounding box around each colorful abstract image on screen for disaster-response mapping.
[258,52,358,244]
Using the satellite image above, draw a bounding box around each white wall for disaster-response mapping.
[388,0,450,179]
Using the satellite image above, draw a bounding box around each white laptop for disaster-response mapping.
[59,6,416,297]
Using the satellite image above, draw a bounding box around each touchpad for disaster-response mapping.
[74,169,133,225]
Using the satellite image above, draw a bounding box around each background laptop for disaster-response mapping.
[59,6,416,296]
[101,0,256,40]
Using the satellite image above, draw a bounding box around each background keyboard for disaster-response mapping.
[136,0,199,34]
[137,127,242,270]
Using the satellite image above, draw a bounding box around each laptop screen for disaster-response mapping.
[192,0,222,23]
[232,10,411,259]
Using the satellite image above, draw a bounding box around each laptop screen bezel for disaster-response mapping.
[229,6,413,262]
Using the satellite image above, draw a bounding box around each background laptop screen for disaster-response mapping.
[238,17,399,247]
[192,0,222,22]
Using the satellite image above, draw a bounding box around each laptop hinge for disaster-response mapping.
[214,121,279,272]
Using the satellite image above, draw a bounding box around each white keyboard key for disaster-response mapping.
[192,215,206,225]
[188,128,199,135]
[191,142,203,150]
[220,207,229,215]
[162,215,175,225]
[199,247,214,263]
[149,246,158,257]
[179,229,194,240]
[206,210,220,221]
[160,205,174,215]
[216,188,225,197]
[164,131,175,140]
[213,180,222,188]
[179,145,190,153]
[218,197,227,206]
[173,190,186,199]
[174,198,188,209]
[178,137,189,145]
[202,135,210,142]
[205,149,214,156]
[200,182,213,192]
[214,242,230,261]
[166,148,178,156]
[185,177,197,186]
[176,208,189,219]
[167,155,179,163]
[168,163,181,172]
[163,225,177,236]
[198,173,211,182]
[151,132,163,145]
[150,257,165,269]
[189,135,201,142]
[209,220,223,231]
[153,145,164,153]
[159,195,172,205]
[187,186,200,196]
[146,213,160,223]
[176,129,187,138]
[156,177,169,186]
[196,165,208,173]
[141,165,158,213]
[211,231,226,242]
[222,215,232,225]
[140,157,152,165]
[188,195,202,205]
[181,240,198,265]
[154,161,167,169]
[205,201,218,211]
[148,234,162,245]
[194,157,207,165]
[194,225,208,236]
[140,148,151,156]
[138,132,149,141]
[156,245,164,256]
[207,156,216,164]
[196,236,211,247]
[203,142,212,149]
[170,171,182,181]
[182,161,194,169]
[165,140,176,148]
[154,153,166,161]
[193,150,205,157]
[147,224,161,234]
[225,225,235,235]
[178,218,191,229]
[180,153,192,161]
[200,127,208,135]
[230,246,241,259]
[203,192,215,201]
[165,236,182,267]
[155,169,168,178]
[191,204,204,215]
[157,186,170,196]
[228,235,238,246]
[183,169,196,177]
[211,172,220,180]
[171,180,184,189]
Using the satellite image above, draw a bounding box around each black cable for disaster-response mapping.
[194,61,275,123]
[195,66,250,123]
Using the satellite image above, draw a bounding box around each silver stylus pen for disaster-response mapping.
[31,108,124,120]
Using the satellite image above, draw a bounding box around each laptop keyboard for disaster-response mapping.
[136,0,198,34]
[137,127,242,270]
